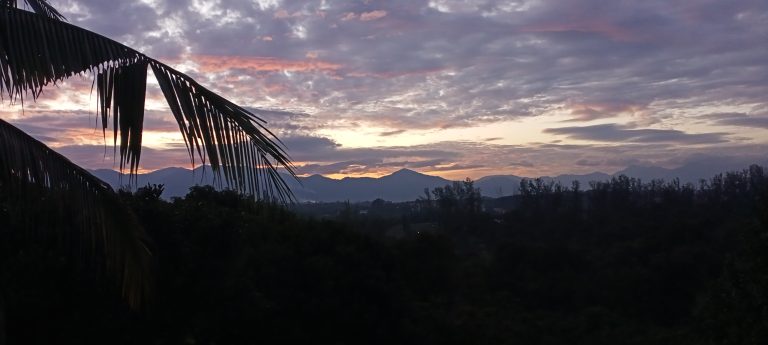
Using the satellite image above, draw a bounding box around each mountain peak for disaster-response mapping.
[306,174,331,181]
[390,168,421,176]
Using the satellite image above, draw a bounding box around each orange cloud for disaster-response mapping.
[192,55,342,74]
[274,9,304,19]
[274,9,289,18]
[340,12,357,21]
[360,10,387,21]
[340,10,387,22]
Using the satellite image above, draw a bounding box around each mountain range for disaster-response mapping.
[91,159,767,202]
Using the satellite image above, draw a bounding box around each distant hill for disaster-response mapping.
[295,168,451,202]
[475,175,522,198]
[91,160,767,202]
[92,167,452,202]
[91,166,257,200]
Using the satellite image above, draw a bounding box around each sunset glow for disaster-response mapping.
[1,0,766,179]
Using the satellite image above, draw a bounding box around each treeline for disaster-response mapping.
[1,166,767,344]
[515,164,766,210]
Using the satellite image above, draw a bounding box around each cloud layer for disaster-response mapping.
[1,0,767,178]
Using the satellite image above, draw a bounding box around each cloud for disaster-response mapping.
[6,110,185,147]
[427,164,486,172]
[58,0,767,133]
[75,0,764,135]
[508,161,535,167]
[379,129,406,136]
[576,159,602,167]
[563,101,647,122]
[192,55,342,73]
[359,10,387,21]
[543,124,729,144]
[340,12,357,21]
[245,108,313,132]
[5,0,763,179]
[706,112,768,129]
[294,158,452,175]
[54,144,192,172]
[29,131,768,180]
[521,20,643,42]
[281,135,454,165]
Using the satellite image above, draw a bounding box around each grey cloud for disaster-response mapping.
[63,0,163,52]
[705,112,768,129]
[576,159,601,167]
[8,113,102,141]
[295,160,377,175]
[246,108,313,132]
[281,135,454,164]
[294,158,457,175]
[433,140,768,177]
[508,161,534,167]
[7,110,185,144]
[379,129,406,137]
[428,164,486,172]
[703,112,750,120]
[604,158,644,167]
[543,124,729,144]
[250,108,310,121]
[722,118,768,129]
[55,144,192,171]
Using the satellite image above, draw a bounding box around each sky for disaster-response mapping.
[1,0,767,179]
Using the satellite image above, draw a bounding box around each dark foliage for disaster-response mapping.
[0,118,151,308]
[2,166,768,344]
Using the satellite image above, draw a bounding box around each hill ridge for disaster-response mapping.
[91,160,767,202]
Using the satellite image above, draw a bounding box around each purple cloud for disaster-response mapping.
[544,124,729,144]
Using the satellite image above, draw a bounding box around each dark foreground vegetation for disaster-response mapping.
[2,166,768,344]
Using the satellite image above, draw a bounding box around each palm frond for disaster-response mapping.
[0,7,141,103]
[0,118,152,308]
[1,0,65,20]
[97,61,149,175]
[22,0,64,20]
[0,7,296,201]
[150,62,295,201]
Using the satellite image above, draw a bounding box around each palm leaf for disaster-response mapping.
[0,6,296,200]
[22,0,65,20]
[0,0,65,20]
[0,6,141,103]
[150,62,294,200]
[97,61,149,176]
[0,118,152,308]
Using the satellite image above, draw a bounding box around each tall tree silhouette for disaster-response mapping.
[0,0,296,335]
